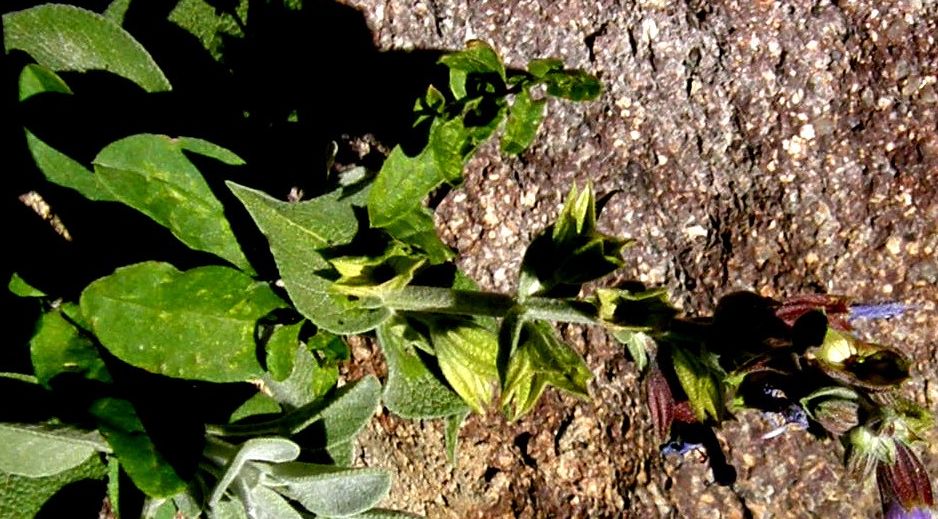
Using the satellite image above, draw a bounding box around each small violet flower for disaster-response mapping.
[877,441,934,519]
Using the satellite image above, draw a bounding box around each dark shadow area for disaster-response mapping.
[0,0,450,379]
[35,477,107,518]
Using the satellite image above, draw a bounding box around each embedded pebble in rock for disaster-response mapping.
[343,0,938,517]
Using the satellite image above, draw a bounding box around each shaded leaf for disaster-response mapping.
[378,318,469,419]
[501,87,546,155]
[229,394,282,424]
[3,4,171,92]
[229,182,389,334]
[30,304,111,387]
[670,347,722,422]
[612,329,652,373]
[527,58,564,78]
[81,262,285,383]
[445,409,470,466]
[262,338,339,410]
[90,398,187,498]
[543,69,601,101]
[501,320,592,421]
[439,40,506,98]
[93,134,251,271]
[0,423,109,477]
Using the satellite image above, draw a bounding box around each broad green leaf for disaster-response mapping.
[265,322,302,382]
[428,319,498,414]
[0,453,106,519]
[229,394,282,424]
[264,462,390,517]
[93,134,251,271]
[90,398,187,498]
[25,130,118,202]
[169,0,248,61]
[670,347,722,422]
[501,87,547,155]
[0,423,109,477]
[229,182,389,334]
[18,63,72,101]
[8,272,45,298]
[368,145,442,229]
[3,4,171,92]
[543,69,602,101]
[378,318,469,419]
[81,262,285,383]
[209,437,301,507]
[331,242,426,300]
[30,304,111,387]
[501,320,592,421]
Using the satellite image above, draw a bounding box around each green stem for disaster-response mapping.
[379,286,598,325]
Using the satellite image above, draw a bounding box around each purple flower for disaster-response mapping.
[850,302,912,322]
[877,441,934,519]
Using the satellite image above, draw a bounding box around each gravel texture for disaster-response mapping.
[338,1,938,517]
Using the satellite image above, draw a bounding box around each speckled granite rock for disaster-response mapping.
[340,1,938,517]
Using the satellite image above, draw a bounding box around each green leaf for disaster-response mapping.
[229,182,390,334]
[670,347,722,422]
[527,58,564,79]
[264,322,302,382]
[611,329,652,373]
[518,184,631,298]
[104,0,131,24]
[501,87,547,155]
[302,374,381,446]
[229,394,282,424]
[80,262,285,383]
[209,498,249,519]
[18,63,72,101]
[439,40,506,98]
[209,437,301,507]
[251,486,304,519]
[8,272,45,298]
[262,338,338,410]
[0,453,106,519]
[168,0,248,61]
[3,4,171,92]
[379,207,454,264]
[367,145,443,230]
[501,320,592,421]
[351,510,423,519]
[378,318,469,419]
[30,304,111,387]
[0,423,109,477]
[543,69,602,101]
[444,409,469,466]
[264,462,390,517]
[427,319,498,414]
[90,398,187,498]
[107,456,120,518]
[93,134,251,271]
[25,130,118,202]
[595,287,675,332]
[330,242,426,300]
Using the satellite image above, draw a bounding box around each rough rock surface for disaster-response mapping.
[340,1,938,517]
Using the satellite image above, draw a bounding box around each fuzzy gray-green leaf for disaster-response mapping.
[229,182,389,334]
[0,423,109,477]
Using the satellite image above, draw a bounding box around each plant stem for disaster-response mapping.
[379,286,598,325]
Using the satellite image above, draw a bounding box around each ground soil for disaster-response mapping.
[338,1,938,517]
